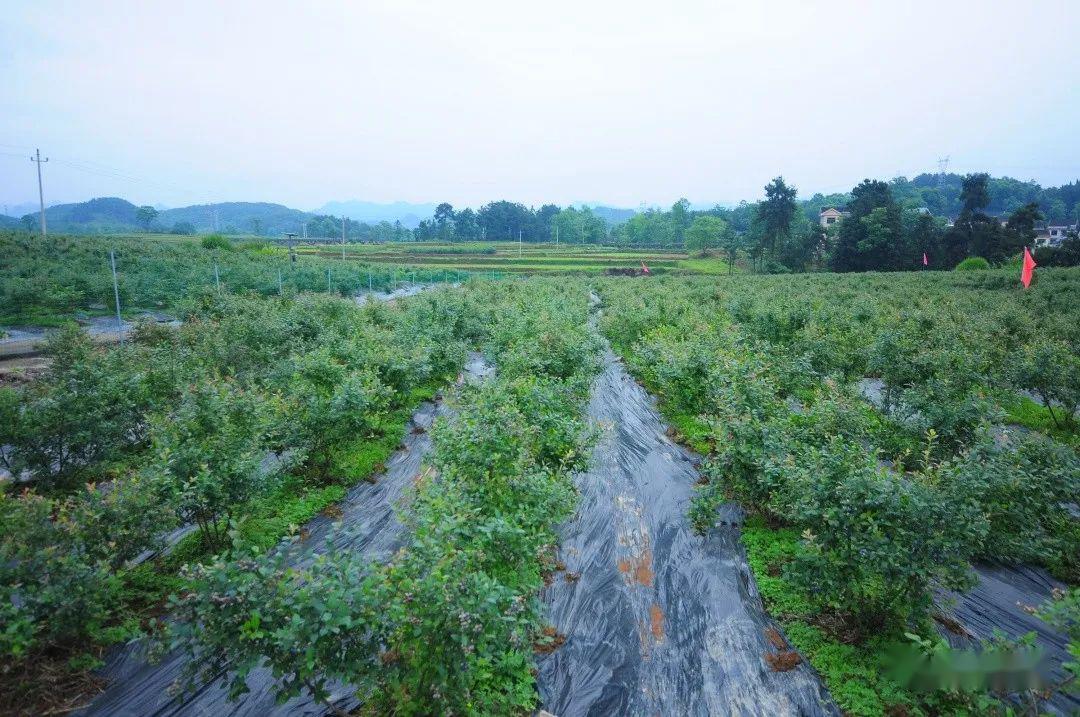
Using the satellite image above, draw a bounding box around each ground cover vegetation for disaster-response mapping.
[163,279,603,714]
[0,285,484,711]
[596,268,1080,715]
[0,231,457,326]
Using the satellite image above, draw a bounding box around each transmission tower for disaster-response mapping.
[935,156,951,195]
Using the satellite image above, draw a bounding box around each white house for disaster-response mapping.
[1039,222,1078,247]
[819,207,849,228]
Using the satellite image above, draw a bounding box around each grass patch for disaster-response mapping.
[741,521,919,716]
[1000,393,1079,447]
[742,519,1010,717]
[664,409,713,454]
[675,256,734,274]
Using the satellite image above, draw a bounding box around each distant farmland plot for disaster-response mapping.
[297,241,728,274]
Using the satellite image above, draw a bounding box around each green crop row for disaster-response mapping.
[596,269,1080,715]
[0,286,484,711]
[165,279,603,714]
[0,232,456,327]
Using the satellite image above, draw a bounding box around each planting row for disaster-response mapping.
[595,271,1079,716]
[0,286,480,712]
[164,279,603,714]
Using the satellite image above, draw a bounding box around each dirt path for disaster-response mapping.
[536,341,836,716]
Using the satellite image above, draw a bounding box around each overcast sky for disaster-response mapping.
[2,0,1078,211]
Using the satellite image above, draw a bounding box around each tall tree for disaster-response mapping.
[904,211,945,268]
[535,204,560,243]
[434,203,455,241]
[685,215,730,253]
[755,177,798,268]
[670,198,692,245]
[944,173,1018,265]
[477,201,533,241]
[829,179,902,272]
[453,208,478,240]
[136,205,159,231]
[959,173,991,217]
[1007,202,1043,245]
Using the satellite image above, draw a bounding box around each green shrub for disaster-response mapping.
[165,280,600,715]
[950,434,1080,578]
[954,256,989,271]
[1036,588,1079,690]
[1011,338,1080,429]
[148,380,270,547]
[0,479,164,658]
[2,327,160,492]
[200,233,231,250]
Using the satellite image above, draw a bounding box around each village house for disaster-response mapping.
[1037,221,1078,247]
[818,207,849,228]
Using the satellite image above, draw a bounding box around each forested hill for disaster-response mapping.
[159,202,308,235]
[800,174,1080,223]
[582,204,636,226]
[14,199,311,236]
[25,197,141,233]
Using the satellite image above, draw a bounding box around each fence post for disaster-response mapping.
[109,250,124,347]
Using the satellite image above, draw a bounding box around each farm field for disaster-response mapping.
[0,232,462,328]
[298,240,729,275]
[8,3,1080,716]
[0,233,729,329]
[596,268,1080,716]
[1,263,1078,717]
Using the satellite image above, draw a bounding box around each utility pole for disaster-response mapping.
[518,228,522,258]
[109,250,123,346]
[302,219,307,240]
[556,223,559,246]
[31,149,48,236]
[341,216,346,259]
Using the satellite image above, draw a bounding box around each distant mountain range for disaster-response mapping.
[161,202,309,234]
[317,200,438,229]
[5,197,642,234]
[2,202,40,218]
[576,204,636,226]
[8,198,313,236]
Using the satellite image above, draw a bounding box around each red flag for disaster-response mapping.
[922,252,928,267]
[640,261,650,274]
[1021,247,1037,288]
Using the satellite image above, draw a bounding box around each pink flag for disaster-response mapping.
[1021,247,1036,288]
[922,252,928,267]
[641,261,650,275]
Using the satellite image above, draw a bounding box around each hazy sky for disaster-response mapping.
[2,0,1078,211]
